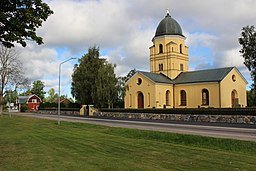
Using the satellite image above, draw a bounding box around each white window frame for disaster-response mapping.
[32,99,37,103]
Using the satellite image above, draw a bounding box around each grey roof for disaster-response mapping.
[138,71,173,84]
[155,13,184,38]
[174,67,234,84]
[137,67,236,85]
[18,96,29,104]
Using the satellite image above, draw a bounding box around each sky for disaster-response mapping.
[16,0,256,97]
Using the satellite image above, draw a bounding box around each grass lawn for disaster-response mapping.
[0,115,256,171]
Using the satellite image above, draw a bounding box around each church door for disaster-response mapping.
[138,92,144,108]
[231,90,238,107]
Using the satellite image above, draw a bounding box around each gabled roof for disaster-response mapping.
[59,98,73,104]
[167,41,177,45]
[28,94,42,103]
[133,67,246,86]
[18,94,42,104]
[138,71,174,84]
[174,67,234,84]
[18,96,29,104]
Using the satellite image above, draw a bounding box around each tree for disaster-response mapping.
[239,26,256,86]
[239,25,256,105]
[72,46,101,105]
[31,80,45,100]
[247,90,256,107]
[71,46,118,108]
[125,68,137,82]
[115,69,137,108]
[0,44,29,113]
[0,0,53,48]
[19,89,31,96]
[4,89,18,104]
[45,88,57,103]
[95,62,117,108]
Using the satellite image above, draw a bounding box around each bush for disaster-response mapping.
[20,104,28,112]
[99,108,256,116]
[39,108,80,112]
[39,102,81,109]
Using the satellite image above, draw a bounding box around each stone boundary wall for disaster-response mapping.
[95,112,256,124]
[37,110,80,116]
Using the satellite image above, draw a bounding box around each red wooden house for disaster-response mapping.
[17,94,42,111]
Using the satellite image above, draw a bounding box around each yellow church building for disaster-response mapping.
[124,11,247,109]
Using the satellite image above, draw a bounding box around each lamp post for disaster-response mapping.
[58,57,76,125]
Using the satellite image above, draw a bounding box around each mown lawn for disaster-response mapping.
[0,115,256,171]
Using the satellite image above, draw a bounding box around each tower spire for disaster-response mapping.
[166,8,170,16]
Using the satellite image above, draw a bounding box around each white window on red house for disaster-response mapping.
[32,99,37,103]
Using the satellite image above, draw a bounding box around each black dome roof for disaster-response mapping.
[155,13,184,37]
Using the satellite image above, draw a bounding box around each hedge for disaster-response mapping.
[39,102,81,109]
[39,108,80,111]
[99,108,256,116]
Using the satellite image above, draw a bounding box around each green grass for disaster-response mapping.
[0,115,256,171]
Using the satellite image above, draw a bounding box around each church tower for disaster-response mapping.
[149,11,189,79]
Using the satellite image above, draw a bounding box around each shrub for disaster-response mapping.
[20,104,28,112]
[39,102,81,109]
[39,108,80,112]
[99,108,256,116]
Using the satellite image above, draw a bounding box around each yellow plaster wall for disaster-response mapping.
[150,35,189,79]
[124,70,247,109]
[155,84,174,108]
[153,36,188,55]
[174,83,220,108]
[220,68,247,107]
[124,73,156,108]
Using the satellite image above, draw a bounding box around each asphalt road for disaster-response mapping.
[7,112,256,142]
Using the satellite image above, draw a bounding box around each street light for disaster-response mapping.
[58,57,76,125]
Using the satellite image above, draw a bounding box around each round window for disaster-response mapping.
[232,74,236,82]
[137,78,142,85]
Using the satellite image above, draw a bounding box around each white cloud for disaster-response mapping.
[16,0,256,96]
[18,44,58,80]
[186,32,218,48]
[214,48,245,68]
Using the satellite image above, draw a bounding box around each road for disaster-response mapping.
[7,112,256,142]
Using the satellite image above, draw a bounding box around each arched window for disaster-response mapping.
[180,90,186,106]
[129,94,132,107]
[202,89,209,105]
[180,44,182,53]
[166,90,171,106]
[148,93,150,106]
[231,90,239,107]
[159,64,163,71]
[159,44,163,53]
[180,64,184,71]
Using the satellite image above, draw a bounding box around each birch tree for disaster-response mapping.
[0,44,29,113]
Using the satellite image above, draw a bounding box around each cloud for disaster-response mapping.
[17,44,58,80]
[39,0,134,49]
[186,32,218,48]
[212,48,245,68]
[16,0,256,96]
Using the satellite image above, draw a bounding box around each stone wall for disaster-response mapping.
[37,110,80,116]
[95,112,256,124]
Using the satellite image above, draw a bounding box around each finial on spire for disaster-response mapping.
[166,8,170,16]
